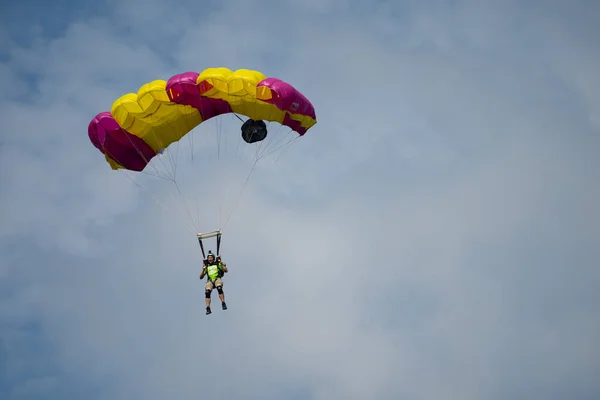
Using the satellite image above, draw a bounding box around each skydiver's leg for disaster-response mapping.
[204,281,214,314]
[216,278,227,310]
[218,289,227,310]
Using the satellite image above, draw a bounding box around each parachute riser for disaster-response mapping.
[196,229,223,259]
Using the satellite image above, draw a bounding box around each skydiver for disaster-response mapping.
[199,251,228,315]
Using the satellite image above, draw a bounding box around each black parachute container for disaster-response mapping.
[241,119,268,143]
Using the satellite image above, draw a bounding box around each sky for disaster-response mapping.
[1,0,599,399]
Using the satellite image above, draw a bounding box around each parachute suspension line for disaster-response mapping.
[109,143,194,232]
[131,109,202,234]
[185,111,213,232]
[217,116,224,230]
[218,121,300,231]
[260,123,286,154]
[188,100,208,233]
[166,139,180,180]
[213,113,242,233]
[148,119,190,227]
[185,110,203,232]
[254,122,282,160]
[111,128,172,181]
[140,124,177,182]
[102,139,197,234]
[233,113,245,123]
[187,122,196,224]
[124,134,166,180]
[191,124,203,231]
[120,169,196,235]
[185,110,207,232]
[221,117,247,223]
[273,134,301,162]
[262,131,300,161]
[252,129,270,160]
[247,121,280,162]
[119,170,164,209]
[222,158,259,230]
[173,178,198,234]
[255,123,299,161]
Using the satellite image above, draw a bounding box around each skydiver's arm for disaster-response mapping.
[199,265,207,279]
[216,257,228,273]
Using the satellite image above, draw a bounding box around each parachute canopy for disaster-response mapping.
[88,67,317,172]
